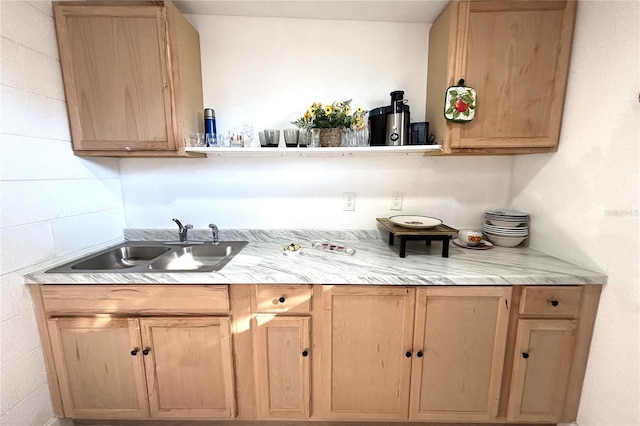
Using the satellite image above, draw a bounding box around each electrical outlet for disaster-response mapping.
[391,191,403,210]
[343,192,356,211]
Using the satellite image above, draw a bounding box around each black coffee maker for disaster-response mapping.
[369,91,410,146]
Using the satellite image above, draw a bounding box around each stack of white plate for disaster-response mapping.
[483,210,530,247]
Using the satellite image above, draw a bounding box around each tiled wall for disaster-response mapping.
[0,1,125,425]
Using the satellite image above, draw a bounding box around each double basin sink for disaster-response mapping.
[46,241,248,273]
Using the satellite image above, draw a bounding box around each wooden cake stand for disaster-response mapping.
[377,218,459,258]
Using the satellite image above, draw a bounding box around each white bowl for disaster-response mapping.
[485,234,527,248]
[488,219,527,227]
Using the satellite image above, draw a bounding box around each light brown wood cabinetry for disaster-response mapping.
[505,285,599,423]
[252,316,311,419]
[31,283,601,424]
[410,287,511,421]
[320,286,512,422]
[47,317,150,419]
[32,285,235,420]
[508,318,576,421]
[426,0,576,155]
[251,285,312,420]
[320,286,415,420]
[140,317,235,418]
[53,1,203,157]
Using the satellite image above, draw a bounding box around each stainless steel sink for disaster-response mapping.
[147,242,247,272]
[70,245,171,270]
[46,241,248,273]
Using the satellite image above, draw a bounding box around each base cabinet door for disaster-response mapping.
[410,287,511,421]
[321,286,415,420]
[47,317,150,419]
[140,317,236,419]
[507,319,577,422]
[252,316,311,419]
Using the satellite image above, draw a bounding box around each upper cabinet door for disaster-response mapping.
[54,4,175,153]
[427,0,577,154]
[409,287,511,421]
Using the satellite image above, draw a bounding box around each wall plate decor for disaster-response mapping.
[444,79,476,122]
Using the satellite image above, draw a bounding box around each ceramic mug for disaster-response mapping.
[458,230,483,246]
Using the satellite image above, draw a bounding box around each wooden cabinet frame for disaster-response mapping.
[53,1,203,157]
[30,283,602,424]
[426,0,577,155]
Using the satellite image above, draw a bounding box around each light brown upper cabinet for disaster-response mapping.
[53,1,203,157]
[426,0,577,155]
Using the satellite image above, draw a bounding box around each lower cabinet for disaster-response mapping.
[252,315,311,419]
[320,286,415,420]
[31,283,601,424]
[410,287,511,421]
[507,319,577,421]
[320,286,511,421]
[47,316,235,419]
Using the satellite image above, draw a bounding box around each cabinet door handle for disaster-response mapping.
[405,351,412,358]
[302,350,309,357]
[131,347,139,356]
[550,300,559,307]
[522,352,530,359]
[417,351,424,358]
[278,296,286,303]
[143,347,151,356]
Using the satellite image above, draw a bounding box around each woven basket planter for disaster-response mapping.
[318,128,342,147]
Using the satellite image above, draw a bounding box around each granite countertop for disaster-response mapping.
[24,229,607,286]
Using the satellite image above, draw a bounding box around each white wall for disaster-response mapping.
[0,1,125,425]
[120,14,514,230]
[193,14,430,133]
[510,1,640,425]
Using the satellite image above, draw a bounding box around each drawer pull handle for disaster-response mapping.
[278,296,286,303]
[550,300,559,307]
[522,352,530,359]
[417,351,424,358]
[143,347,151,356]
[302,350,309,357]
[405,351,412,358]
[131,347,140,356]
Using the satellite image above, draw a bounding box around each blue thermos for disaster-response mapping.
[204,108,216,146]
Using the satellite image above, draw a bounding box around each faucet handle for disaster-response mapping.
[208,223,220,245]
[184,224,193,230]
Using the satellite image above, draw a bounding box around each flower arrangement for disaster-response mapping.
[292,100,368,131]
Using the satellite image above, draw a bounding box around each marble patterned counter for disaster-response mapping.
[24,229,607,286]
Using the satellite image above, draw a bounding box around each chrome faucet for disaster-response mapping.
[209,223,220,245]
[172,218,193,243]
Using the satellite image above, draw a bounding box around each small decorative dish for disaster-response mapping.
[283,243,301,255]
[389,215,443,229]
[452,238,494,250]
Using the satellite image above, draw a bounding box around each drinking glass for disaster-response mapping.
[283,129,299,147]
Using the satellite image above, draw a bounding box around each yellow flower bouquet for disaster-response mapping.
[292,100,368,131]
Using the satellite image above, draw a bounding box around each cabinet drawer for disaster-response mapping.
[41,285,229,316]
[252,285,311,314]
[519,286,582,317]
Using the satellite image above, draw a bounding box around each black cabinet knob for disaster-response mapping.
[522,352,530,359]
[278,296,286,303]
[405,351,412,358]
[130,348,139,356]
[143,347,151,356]
[417,351,424,358]
[302,350,308,357]
[550,300,559,307]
